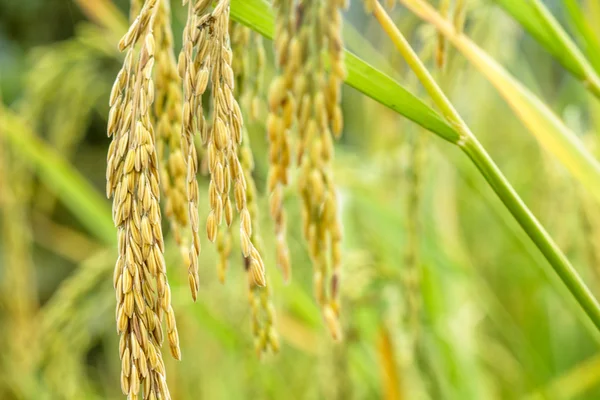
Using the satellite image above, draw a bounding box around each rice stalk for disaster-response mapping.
[405,0,600,202]
[231,0,462,143]
[106,0,181,397]
[494,0,600,99]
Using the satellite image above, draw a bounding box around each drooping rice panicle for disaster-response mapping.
[228,20,280,353]
[154,0,190,276]
[180,0,266,288]
[294,0,346,339]
[240,127,280,355]
[266,0,296,283]
[213,21,250,284]
[106,1,180,397]
[178,0,208,300]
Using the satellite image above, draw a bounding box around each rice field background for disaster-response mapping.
[2,0,600,399]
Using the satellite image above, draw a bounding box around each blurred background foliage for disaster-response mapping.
[2,0,600,399]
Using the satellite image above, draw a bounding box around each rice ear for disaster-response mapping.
[107,1,180,398]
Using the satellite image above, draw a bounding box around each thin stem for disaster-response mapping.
[462,138,600,333]
[528,0,600,99]
[401,0,600,203]
[371,1,600,332]
[372,2,464,132]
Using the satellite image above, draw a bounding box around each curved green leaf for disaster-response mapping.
[494,0,600,98]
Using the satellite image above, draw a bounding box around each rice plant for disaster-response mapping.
[3,0,600,398]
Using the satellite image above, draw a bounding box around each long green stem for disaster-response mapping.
[372,1,600,332]
[529,0,600,98]
[494,0,600,98]
[402,0,600,203]
[462,139,600,331]
[371,2,466,134]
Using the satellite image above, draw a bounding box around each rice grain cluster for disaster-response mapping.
[106,0,347,396]
[106,0,181,398]
[268,0,347,339]
[154,0,190,268]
